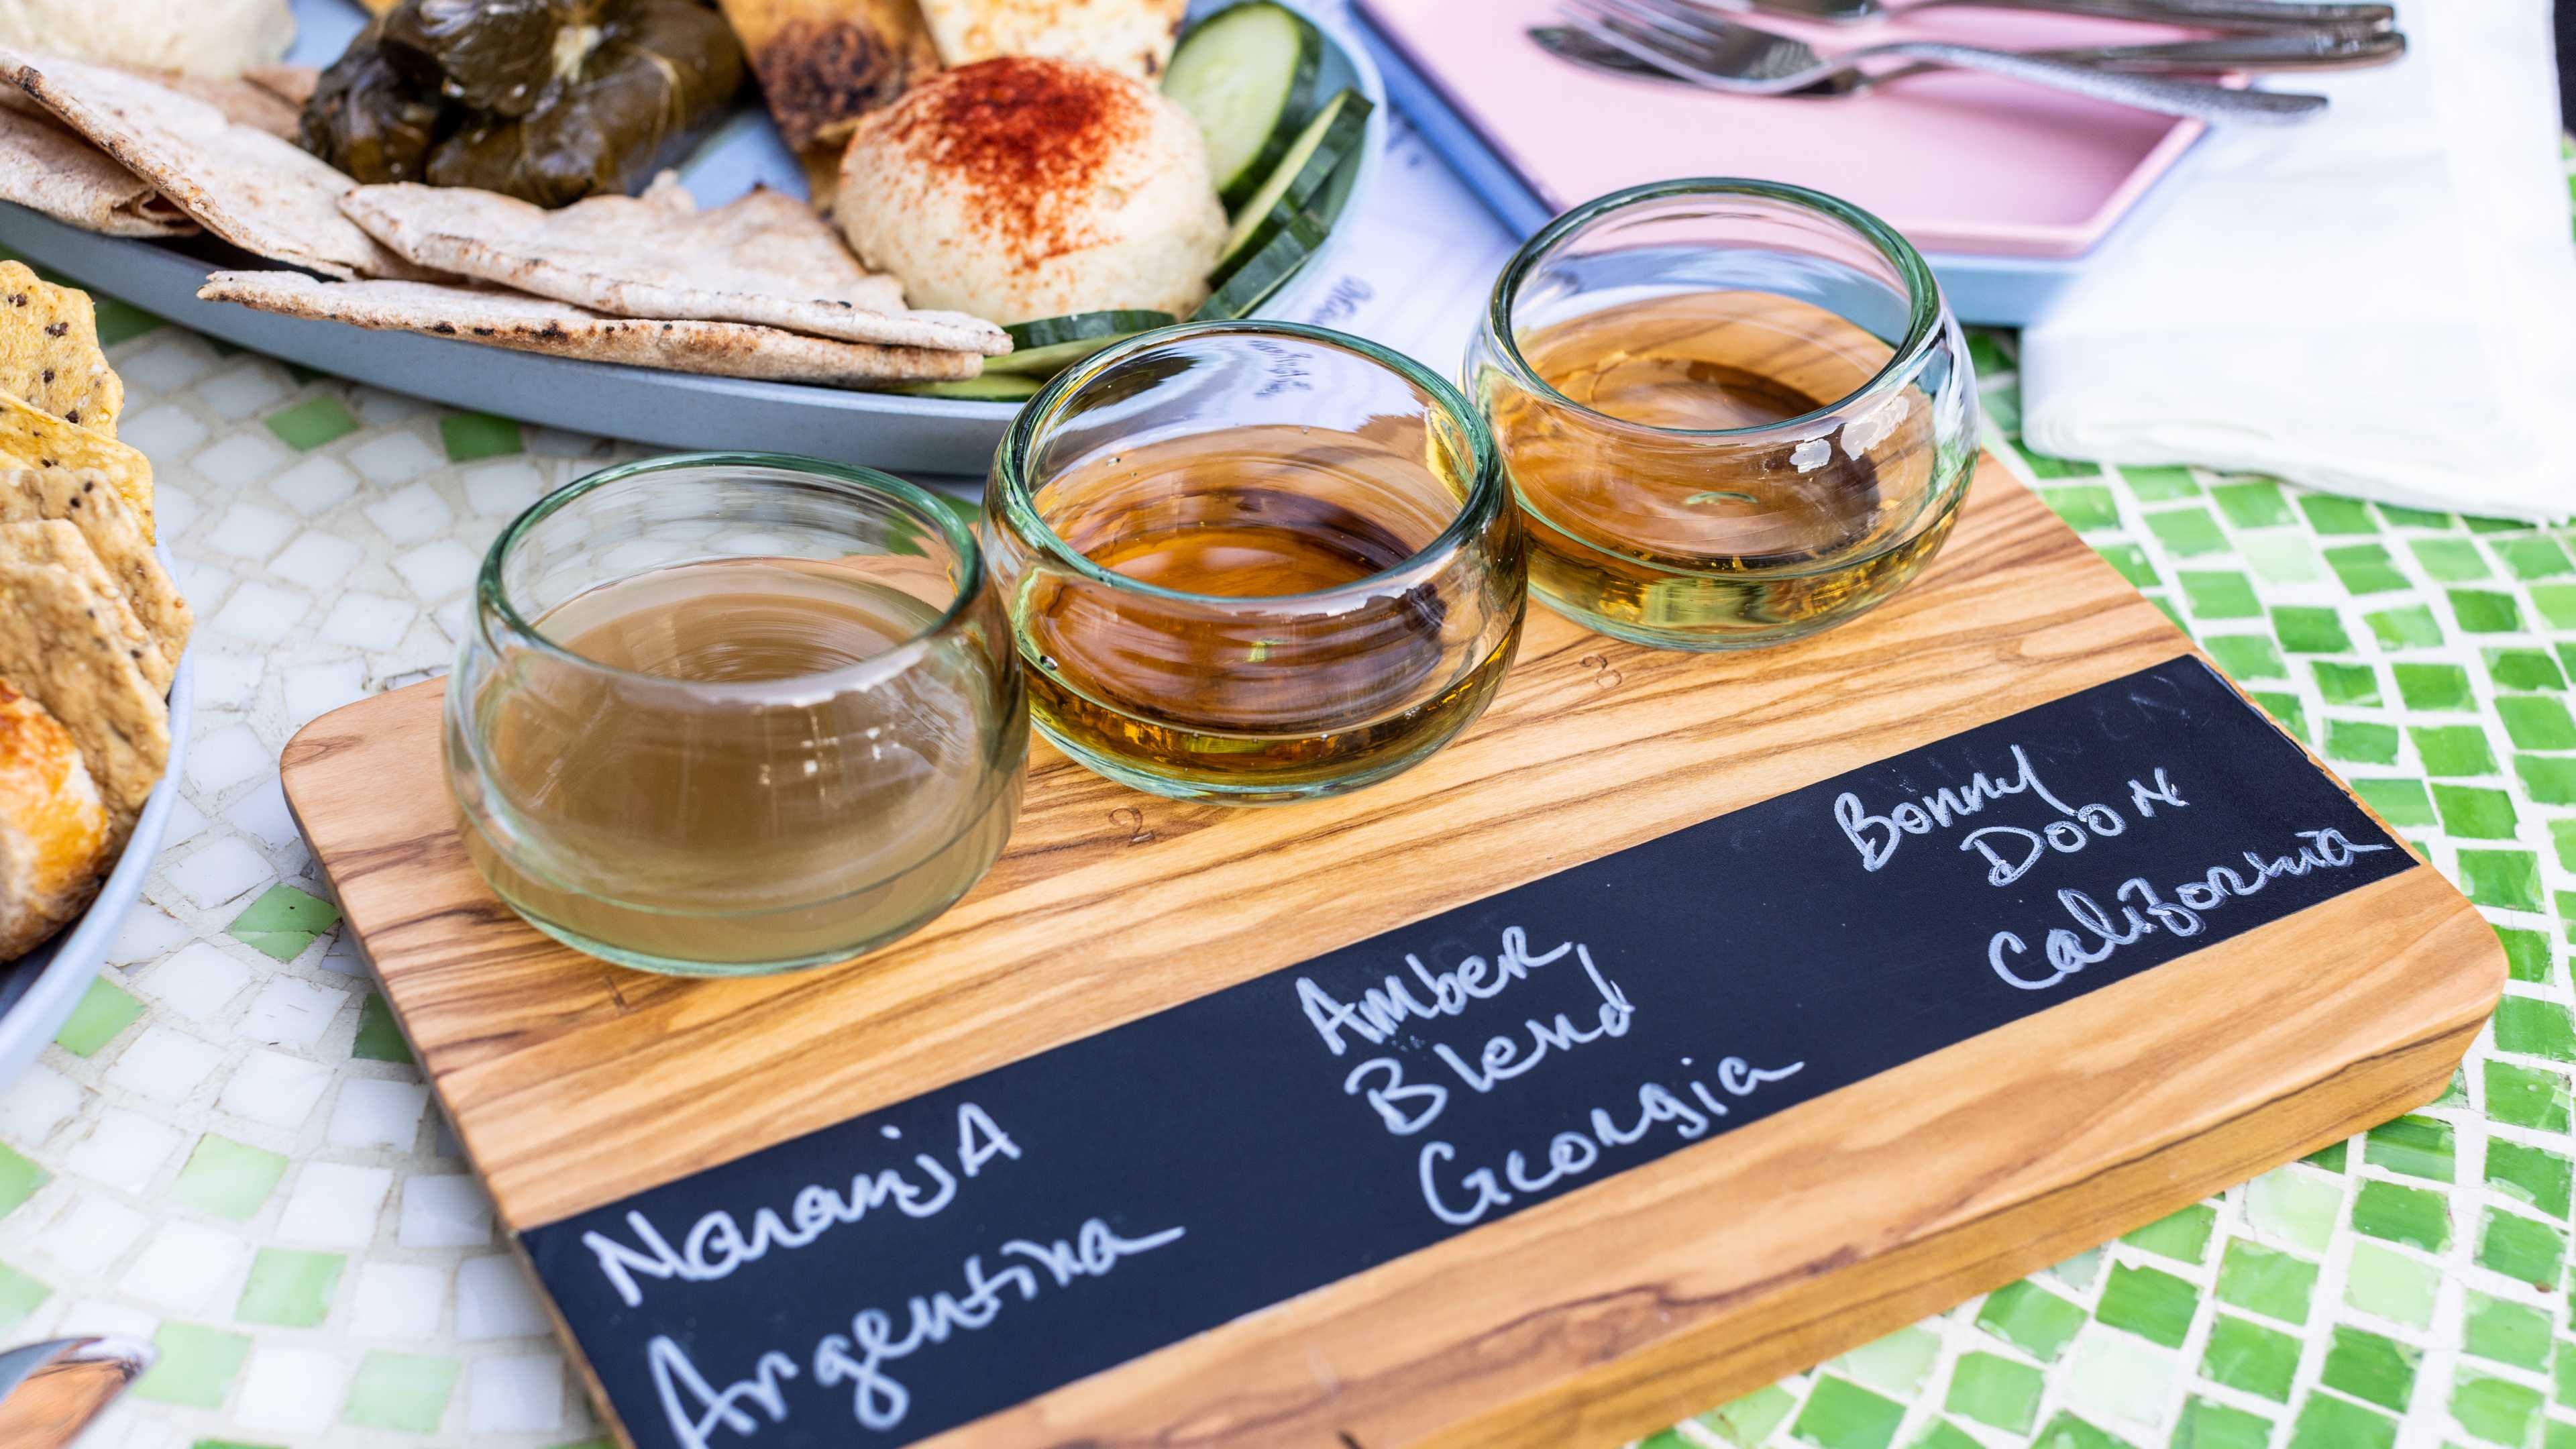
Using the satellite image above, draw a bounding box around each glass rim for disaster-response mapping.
[1485,177,1947,441]
[474,450,987,698]
[994,319,1507,607]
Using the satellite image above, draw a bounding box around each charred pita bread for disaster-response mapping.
[1,47,429,280]
[340,176,1009,355]
[199,271,987,386]
[0,462,186,681]
[0,261,123,435]
[0,392,149,535]
[0,549,168,841]
[0,103,193,238]
[0,519,164,691]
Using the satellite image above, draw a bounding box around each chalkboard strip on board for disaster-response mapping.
[517,659,2436,1449]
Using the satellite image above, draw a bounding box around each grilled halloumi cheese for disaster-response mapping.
[916,0,1189,80]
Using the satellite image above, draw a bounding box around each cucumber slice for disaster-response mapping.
[1213,89,1371,278]
[989,331,1160,378]
[1164,3,1324,211]
[988,310,1177,376]
[890,373,1046,402]
[1004,310,1175,351]
[1193,209,1330,322]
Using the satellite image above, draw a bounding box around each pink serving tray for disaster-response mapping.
[1356,0,2214,258]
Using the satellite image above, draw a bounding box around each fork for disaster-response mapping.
[1562,0,2330,122]
[1705,0,2396,34]
[1531,24,2405,89]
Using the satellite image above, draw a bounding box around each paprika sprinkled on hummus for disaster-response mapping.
[837,55,1226,325]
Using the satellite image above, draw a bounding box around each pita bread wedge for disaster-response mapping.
[0,104,193,238]
[241,62,317,112]
[0,392,149,535]
[0,260,123,435]
[199,271,986,386]
[0,551,168,841]
[341,176,1010,355]
[1,47,431,280]
[918,0,1188,78]
[0,519,164,691]
[153,69,304,142]
[0,462,187,680]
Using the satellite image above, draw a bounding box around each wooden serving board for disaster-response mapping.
[282,458,2503,1449]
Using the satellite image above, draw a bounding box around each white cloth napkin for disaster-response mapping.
[2018,0,2576,523]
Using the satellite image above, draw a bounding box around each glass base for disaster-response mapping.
[453,786,1018,978]
[506,910,889,978]
[1536,591,1880,652]
[1035,722,1456,806]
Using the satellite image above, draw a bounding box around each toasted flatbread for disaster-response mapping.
[0,392,149,536]
[0,553,168,841]
[0,260,122,435]
[241,63,318,112]
[152,69,305,142]
[0,461,186,680]
[0,103,193,239]
[340,176,1010,355]
[918,0,1188,78]
[198,270,986,386]
[1,47,428,280]
[0,519,163,691]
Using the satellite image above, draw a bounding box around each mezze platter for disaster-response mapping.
[0,0,1383,478]
[280,458,2503,1449]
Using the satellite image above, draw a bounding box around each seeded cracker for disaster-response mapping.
[0,552,169,842]
[0,519,163,691]
[0,464,187,682]
[0,392,152,538]
[0,261,123,435]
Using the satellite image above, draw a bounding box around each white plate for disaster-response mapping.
[0,0,1386,477]
[0,650,193,1089]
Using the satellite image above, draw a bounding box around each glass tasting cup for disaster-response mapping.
[445,453,1027,976]
[986,321,1525,805]
[1468,178,1979,651]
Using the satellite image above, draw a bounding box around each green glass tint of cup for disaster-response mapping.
[445,453,1026,976]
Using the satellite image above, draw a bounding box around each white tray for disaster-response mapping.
[0,0,1386,478]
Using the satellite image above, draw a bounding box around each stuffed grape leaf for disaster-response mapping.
[303,0,745,208]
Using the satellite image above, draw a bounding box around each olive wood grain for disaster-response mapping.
[281,456,2503,1449]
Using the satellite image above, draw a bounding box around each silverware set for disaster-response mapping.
[1538,0,2404,123]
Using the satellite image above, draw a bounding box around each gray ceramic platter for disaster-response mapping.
[0,0,1387,478]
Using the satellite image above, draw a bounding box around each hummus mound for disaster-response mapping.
[0,0,292,78]
[837,55,1226,326]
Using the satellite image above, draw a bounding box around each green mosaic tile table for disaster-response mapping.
[0,141,2569,1449]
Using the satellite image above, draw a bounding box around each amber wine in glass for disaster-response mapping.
[1471,180,1978,651]
[989,324,1523,804]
